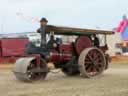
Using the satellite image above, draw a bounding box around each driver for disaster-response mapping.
[47,35,57,49]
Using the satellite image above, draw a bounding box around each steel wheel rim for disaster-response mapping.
[84,49,105,76]
[79,47,106,78]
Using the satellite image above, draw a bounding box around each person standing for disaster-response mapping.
[93,34,100,47]
[37,18,48,48]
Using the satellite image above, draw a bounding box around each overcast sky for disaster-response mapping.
[0,0,127,33]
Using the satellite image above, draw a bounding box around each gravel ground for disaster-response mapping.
[0,64,128,96]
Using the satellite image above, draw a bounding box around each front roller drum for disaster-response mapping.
[13,57,48,82]
[78,47,106,78]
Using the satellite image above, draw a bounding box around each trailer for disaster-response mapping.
[0,38,29,64]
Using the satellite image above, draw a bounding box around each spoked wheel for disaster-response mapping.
[78,47,106,78]
[14,57,48,82]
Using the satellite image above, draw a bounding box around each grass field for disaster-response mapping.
[0,64,128,96]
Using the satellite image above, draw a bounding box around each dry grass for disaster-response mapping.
[0,64,14,69]
[112,56,128,64]
[0,64,128,96]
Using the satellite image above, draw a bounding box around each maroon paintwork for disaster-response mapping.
[50,44,73,63]
[75,36,92,54]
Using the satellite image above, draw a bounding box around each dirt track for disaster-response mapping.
[0,64,128,96]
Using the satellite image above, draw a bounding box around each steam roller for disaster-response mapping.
[13,25,114,82]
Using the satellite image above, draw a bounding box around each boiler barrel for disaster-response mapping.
[49,51,72,63]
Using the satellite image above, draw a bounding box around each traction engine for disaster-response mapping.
[13,25,114,82]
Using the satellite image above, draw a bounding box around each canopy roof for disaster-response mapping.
[46,25,114,35]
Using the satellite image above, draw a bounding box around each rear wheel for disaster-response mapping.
[78,47,106,78]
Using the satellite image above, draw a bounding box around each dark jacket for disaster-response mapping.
[37,26,47,47]
[94,37,100,47]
